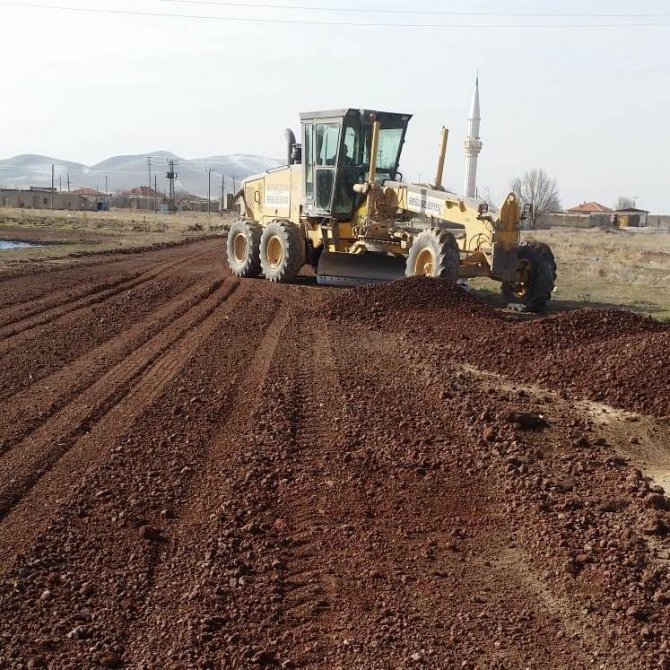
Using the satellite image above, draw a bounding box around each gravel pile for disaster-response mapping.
[330,278,669,416]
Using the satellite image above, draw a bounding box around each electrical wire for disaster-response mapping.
[160,0,670,20]
[0,1,669,28]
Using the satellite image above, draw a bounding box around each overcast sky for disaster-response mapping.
[1,0,669,211]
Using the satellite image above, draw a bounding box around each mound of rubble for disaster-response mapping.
[329,278,670,417]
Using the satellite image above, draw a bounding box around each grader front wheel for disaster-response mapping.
[502,241,556,312]
[260,219,305,282]
[406,229,460,282]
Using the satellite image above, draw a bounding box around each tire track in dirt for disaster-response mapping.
[282,323,595,669]
[121,298,292,667]
[0,239,217,314]
[0,236,221,294]
[275,316,350,666]
[0,277,244,535]
[0,284,284,668]
[0,246,222,402]
[0,251,202,350]
[0,273,143,329]
[0,275,227,453]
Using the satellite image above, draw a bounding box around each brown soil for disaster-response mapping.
[0,250,668,669]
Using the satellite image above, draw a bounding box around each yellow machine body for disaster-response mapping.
[237,108,527,286]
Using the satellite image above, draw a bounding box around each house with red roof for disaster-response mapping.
[71,187,110,211]
[566,201,613,215]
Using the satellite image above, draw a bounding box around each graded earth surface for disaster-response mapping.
[0,238,668,669]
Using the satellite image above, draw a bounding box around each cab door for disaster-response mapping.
[303,119,341,216]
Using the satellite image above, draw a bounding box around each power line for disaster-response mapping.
[0,2,669,28]
[160,0,670,20]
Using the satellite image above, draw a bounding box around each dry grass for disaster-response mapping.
[528,228,670,321]
[472,227,670,321]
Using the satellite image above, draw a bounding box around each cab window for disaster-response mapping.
[376,127,403,171]
[304,123,313,200]
[316,123,340,165]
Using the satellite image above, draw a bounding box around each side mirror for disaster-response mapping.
[478,203,489,215]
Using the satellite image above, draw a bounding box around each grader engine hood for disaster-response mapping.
[240,165,303,226]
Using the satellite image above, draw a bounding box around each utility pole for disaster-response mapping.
[147,157,152,212]
[105,174,108,195]
[67,173,70,192]
[220,174,225,216]
[154,175,158,212]
[207,168,212,215]
[59,175,62,192]
[51,164,54,212]
[166,160,177,214]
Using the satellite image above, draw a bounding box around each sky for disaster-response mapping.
[1,0,670,211]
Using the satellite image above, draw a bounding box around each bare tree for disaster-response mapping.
[479,185,498,209]
[614,196,635,210]
[511,168,561,229]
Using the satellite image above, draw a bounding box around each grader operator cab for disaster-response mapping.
[227,108,556,311]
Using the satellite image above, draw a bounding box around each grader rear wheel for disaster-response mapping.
[226,218,262,278]
[260,219,305,282]
[406,229,460,282]
[502,241,556,312]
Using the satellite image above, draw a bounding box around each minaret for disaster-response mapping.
[463,75,483,198]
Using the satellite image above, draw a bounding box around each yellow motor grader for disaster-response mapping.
[227,108,556,311]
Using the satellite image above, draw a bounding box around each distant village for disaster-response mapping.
[0,185,235,214]
[1,184,668,230]
[542,201,670,230]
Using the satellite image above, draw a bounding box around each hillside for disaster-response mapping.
[0,152,283,196]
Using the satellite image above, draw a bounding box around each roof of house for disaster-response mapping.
[72,187,105,196]
[129,186,162,197]
[615,207,649,214]
[566,201,613,214]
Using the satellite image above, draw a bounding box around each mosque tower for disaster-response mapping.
[463,76,483,198]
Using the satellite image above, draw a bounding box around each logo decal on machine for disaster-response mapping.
[407,192,445,217]
[265,184,290,208]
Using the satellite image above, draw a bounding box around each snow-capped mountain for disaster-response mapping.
[0,152,283,196]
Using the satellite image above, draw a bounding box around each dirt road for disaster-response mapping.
[0,239,668,669]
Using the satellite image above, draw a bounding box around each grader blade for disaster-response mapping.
[317,251,406,287]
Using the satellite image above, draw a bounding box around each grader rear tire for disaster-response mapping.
[406,228,460,282]
[502,241,556,312]
[227,218,262,278]
[260,219,305,282]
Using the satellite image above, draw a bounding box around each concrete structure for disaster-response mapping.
[539,212,612,229]
[72,188,111,211]
[463,76,483,199]
[125,186,164,210]
[0,187,84,210]
[646,214,670,228]
[615,207,648,227]
[221,193,235,212]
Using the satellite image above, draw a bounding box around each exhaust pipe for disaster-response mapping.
[284,128,296,165]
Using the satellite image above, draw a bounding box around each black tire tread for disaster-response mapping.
[406,228,460,282]
[260,219,305,282]
[227,218,262,278]
[502,241,556,312]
